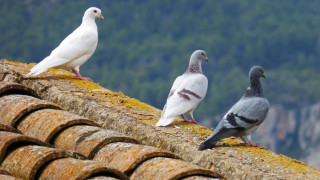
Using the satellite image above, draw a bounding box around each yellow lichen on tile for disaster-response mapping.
[74,79,105,91]
[232,144,320,176]
[2,60,320,179]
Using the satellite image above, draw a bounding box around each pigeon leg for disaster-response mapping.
[247,140,259,147]
[240,136,246,143]
[240,136,248,145]
[180,114,187,121]
[183,119,199,124]
[181,113,199,124]
[71,69,92,81]
[240,137,258,147]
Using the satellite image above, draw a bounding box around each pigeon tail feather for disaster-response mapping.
[27,66,47,77]
[198,129,222,150]
[198,127,241,150]
[156,116,175,127]
[27,56,54,77]
[198,139,219,151]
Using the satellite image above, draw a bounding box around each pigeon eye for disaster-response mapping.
[201,52,205,56]
[259,69,264,73]
[94,10,97,13]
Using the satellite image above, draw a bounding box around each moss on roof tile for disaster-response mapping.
[1,60,320,179]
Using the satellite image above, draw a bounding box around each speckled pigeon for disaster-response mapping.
[27,7,104,81]
[156,50,208,127]
[198,66,269,150]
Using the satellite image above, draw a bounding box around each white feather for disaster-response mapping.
[27,7,102,77]
[156,50,208,126]
[157,74,208,126]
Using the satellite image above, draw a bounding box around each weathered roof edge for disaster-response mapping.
[1,59,320,179]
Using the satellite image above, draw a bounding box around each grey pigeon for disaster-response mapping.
[27,7,104,81]
[156,50,208,127]
[198,66,269,150]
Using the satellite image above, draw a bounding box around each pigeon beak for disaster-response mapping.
[99,14,104,19]
[262,74,266,78]
[205,57,209,62]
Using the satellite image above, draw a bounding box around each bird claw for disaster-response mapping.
[72,76,92,81]
[240,142,259,147]
[182,119,199,124]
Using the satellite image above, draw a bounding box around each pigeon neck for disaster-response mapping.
[249,77,263,97]
[82,16,97,27]
[186,61,202,74]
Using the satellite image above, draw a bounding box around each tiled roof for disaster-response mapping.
[1,59,320,179]
[0,80,218,179]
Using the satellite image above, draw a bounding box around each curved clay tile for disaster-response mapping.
[93,142,180,175]
[182,176,219,180]
[0,168,12,176]
[0,168,22,179]
[1,145,85,180]
[53,125,139,158]
[0,81,38,98]
[0,124,20,134]
[0,131,49,163]
[0,95,61,127]
[0,168,21,180]
[39,158,128,180]
[87,177,119,180]
[17,109,100,143]
[0,174,21,180]
[130,157,218,180]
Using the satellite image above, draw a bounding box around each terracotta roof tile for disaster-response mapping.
[130,157,215,180]
[87,177,119,180]
[39,158,127,179]
[0,63,220,179]
[182,176,217,180]
[0,130,128,179]
[0,81,38,98]
[53,125,139,158]
[0,174,22,180]
[0,124,20,134]
[0,168,22,180]
[0,131,50,163]
[16,109,100,143]
[93,142,180,175]
[0,145,84,180]
[2,60,320,179]
[0,95,60,127]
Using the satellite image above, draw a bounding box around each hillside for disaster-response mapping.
[1,0,320,168]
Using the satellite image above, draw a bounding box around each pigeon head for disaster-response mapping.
[187,50,208,74]
[249,66,265,80]
[84,7,104,20]
[190,50,209,63]
[248,66,265,97]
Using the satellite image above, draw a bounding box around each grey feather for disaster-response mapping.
[199,66,269,150]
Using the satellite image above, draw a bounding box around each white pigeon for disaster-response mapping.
[156,50,208,127]
[198,66,269,150]
[27,7,104,81]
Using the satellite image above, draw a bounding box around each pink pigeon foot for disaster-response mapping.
[71,69,92,81]
[180,114,187,121]
[182,119,199,124]
[240,137,259,147]
[180,115,199,124]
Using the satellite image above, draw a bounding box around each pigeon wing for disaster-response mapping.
[224,97,269,130]
[199,97,269,150]
[160,75,185,117]
[159,74,208,124]
[28,25,98,76]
